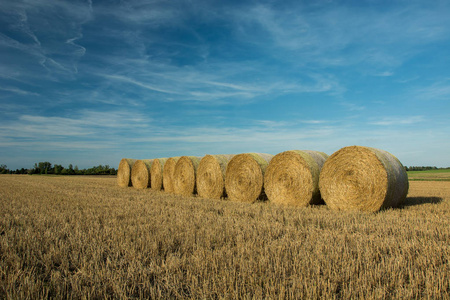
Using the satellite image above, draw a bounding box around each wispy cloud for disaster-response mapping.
[415,79,450,101]
[0,110,150,140]
[0,86,39,96]
[370,116,424,126]
[338,101,365,112]
[0,0,92,81]
[1,1,450,169]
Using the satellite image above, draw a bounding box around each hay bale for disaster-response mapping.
[264,150,329,207]
[173,156,202,197]
[163,157,181,193]
[196,154,234,199]
[131,159,153,189]
[319,146,409,212]
[150,158,168,191]
[117,158,137,187]
[225,153,274,203]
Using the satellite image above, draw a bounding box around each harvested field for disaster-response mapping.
[1,175,449,299]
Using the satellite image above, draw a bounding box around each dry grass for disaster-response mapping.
[1,175,449,299]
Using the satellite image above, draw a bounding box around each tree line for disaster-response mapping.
[404,166,449,171]
[0,162,117,175]
[1,163,448,175]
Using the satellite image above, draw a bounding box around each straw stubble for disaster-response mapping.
[225,153,273,203]
[265,150,329,207]
[197,154,234,199]
[319,146,409,212]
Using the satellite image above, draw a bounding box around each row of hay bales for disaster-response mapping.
[117,146,409,212]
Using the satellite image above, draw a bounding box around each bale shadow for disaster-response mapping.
[400,196,443,207]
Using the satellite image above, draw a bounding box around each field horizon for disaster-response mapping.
[1,175,449,298]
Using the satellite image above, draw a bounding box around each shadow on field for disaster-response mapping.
[401,196,443,207]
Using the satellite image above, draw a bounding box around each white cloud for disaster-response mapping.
[0,110,151,140]
[370,116,424,126]
[338,101,365,112]
[415,79,450,101]
[0,86,39,96]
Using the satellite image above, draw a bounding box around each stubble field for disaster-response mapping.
[0,175,449,299]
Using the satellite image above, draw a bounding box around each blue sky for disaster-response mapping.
[1,0,449,170]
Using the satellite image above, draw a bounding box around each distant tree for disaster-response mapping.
[0,164,8,174]
[66,164,74,175]
[54,164,63,175]
[38,162,52,174]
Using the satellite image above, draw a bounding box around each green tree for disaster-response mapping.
[38,162,52,174]
[68,164,75,175]
[54,164,63,175]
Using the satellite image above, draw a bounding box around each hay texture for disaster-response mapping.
[225,153,274,203]
[150,158,168,191]
[131,159,154,189]
[162,157,180,193]
[173,156,202,197]
[264,150,329,207]
[117,158,137,187]
[196,154,234,199]
[319,146,409,212]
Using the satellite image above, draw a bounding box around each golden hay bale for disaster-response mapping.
[173,156,202,197]
[131,159,154,189]
[150,158,168,191]
[225,153,274,203]
[196,154,234,199]
[264,150,329,207]
[163,157,181,193]
[319,146,409,212]
[117,158,137,187]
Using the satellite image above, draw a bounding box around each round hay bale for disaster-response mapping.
[196,154,234,199]
[319,146,409,212]
[163,157,181,193]
[173,156,202,197]
[131,159,153,189]
[150,158,168,191]
[117,158,137,187]
[225,153,274,203]
[264,150,329,207]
